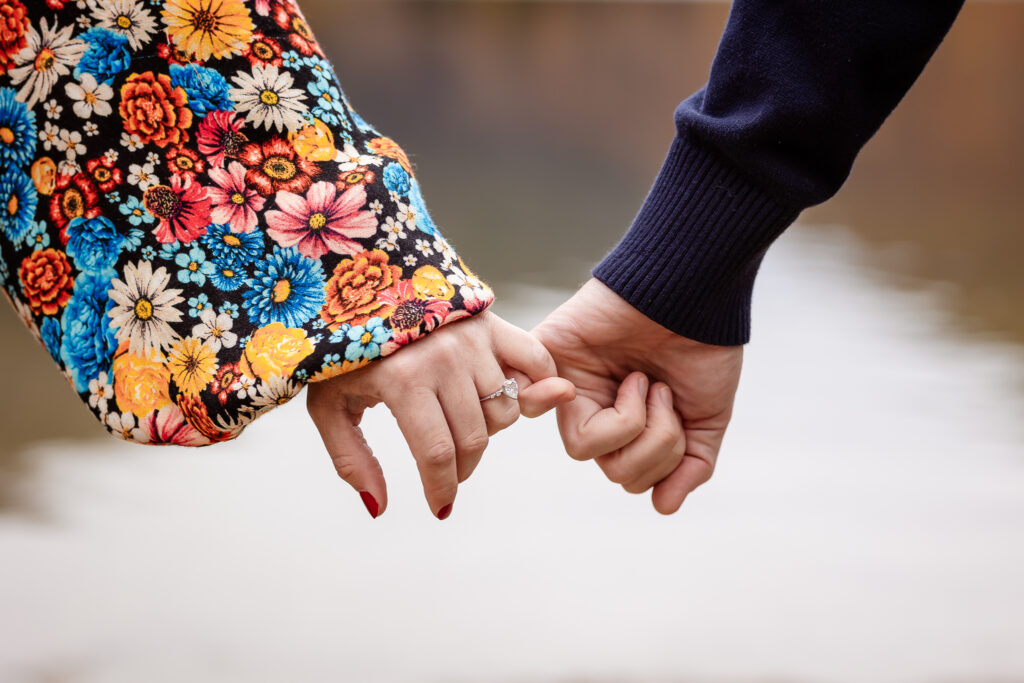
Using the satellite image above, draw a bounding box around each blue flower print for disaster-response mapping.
[24,220,49,250]
[209,263,245,292]
[76,29,131,85]
[0,169,38,244]
[242,246,325,328]
[408,178,438,236]
[219,301,240,319]
[158,241,181,261]
[309,80,346,126]
[120,195,155,226]
[175,245,216,286]
[281,50,304,70]
[202,224,264,270]
[344,317,392,362]
[382,163,411,197]
[106,191,121,204]
[66,216,123,272]
[188,294,212,318]
[40,316,62,363]
[328,323,351,344]
[123,228,145,251]
[300,54,333,84]
[348,106,378,136]
[0,88,37,167]
[0,250,8,286]
[140,245,156,260]
[60,270,118,393]
[169,64,233,117]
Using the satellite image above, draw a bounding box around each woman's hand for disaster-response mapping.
[306,311,575,519]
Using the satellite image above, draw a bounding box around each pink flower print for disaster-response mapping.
[207,161,265,233]
[265,182,377,259]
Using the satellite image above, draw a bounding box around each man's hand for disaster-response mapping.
[532,279,742,514]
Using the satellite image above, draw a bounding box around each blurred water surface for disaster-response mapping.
[1,2,1022,682]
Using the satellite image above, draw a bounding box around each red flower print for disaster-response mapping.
[238,137,320,197]
[18,248,74,316]
[0,0,29,76]
[271,2,321,57]
[177,395,234,443]
[209,362,244,405]
[377,279,453,345]
[144,177,212,244]
[166,146,205,183]
[242,31,283,68]
[156,42,201,67]
[207,161,265,233]
[137,405,207,446]
[85,156,124,193]
[49,171,101,244]
[119,71,193,148]
[196,110,248,169]
[266,182,377,259]
[336,167,376,190]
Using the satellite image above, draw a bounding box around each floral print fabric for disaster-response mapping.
[0,0,493,446]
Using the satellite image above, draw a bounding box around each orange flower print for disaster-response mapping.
[320,249,402,329]
[119,71,192,148]
[0,0,29,76]
[18,248,73,315]
[367,137,413,175]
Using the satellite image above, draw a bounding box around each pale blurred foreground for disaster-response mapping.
[1,225,1023,683]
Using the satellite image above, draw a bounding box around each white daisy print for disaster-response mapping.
[368,199,383,215]
[91,0,157,51]
[414,238,433,257]
[39,121,60,150]
[382,215,407,241]
[403,254,417,267]
[121,132,143,151]
[88,371,115,414]
[394,200,418,230]
[57,158,80,176]
[83,121,99,136]
[9,18,87,107]
[103,148,119,164]
[106,411,148,442]
[236,374,257,401]
[43,99,62,118]
[108,260,186,357]
[230,65,308,132]
[57,128,85,161]
[191,309,238,353]
[127,162,158,190]
[65,74,114,118]
[447,262,491,306]
[251,375,301,411]
[336,142,381,172]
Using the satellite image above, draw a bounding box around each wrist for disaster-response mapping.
[593,135,799,346]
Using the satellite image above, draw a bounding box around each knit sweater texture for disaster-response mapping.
[594,0,965,346]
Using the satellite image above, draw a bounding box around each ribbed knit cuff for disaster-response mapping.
[593,135,801,346]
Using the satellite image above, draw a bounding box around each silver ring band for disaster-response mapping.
[481,378,519,402]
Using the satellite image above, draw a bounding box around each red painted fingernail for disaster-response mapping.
[359,491,379,519]
[436,503,453,520]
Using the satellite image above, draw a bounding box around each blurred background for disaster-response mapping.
[1,1,1023,681]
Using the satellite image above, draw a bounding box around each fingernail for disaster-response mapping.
[660,385,674,404]
[359,491,379,519]
[436,503,453,520]
[638,374,649,394]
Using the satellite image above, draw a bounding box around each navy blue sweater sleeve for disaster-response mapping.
[594,0,964,346]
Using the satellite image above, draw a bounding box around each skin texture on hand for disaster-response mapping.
[532,279,743,514]
[307,311,575,519]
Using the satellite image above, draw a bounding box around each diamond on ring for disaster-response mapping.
[481,378,519,402]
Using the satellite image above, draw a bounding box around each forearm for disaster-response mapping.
[595,0,964,346]
[0,0,491,445]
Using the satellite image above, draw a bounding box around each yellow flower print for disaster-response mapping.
[309,357,371,383]
[412,265,455,300]
[289,118,337,162]
[240,322,313,380]
[112,343,173,418]
[162,0,254,61]
[167,336,218,397]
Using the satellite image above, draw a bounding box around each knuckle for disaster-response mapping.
[599,457,631,485]
[421,439,456,468]
[331,457,360,483]
[563,436,590,461]
[457,431,490,458]
[622,480,651,495]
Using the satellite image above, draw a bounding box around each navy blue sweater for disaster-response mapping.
[594,0,965,346]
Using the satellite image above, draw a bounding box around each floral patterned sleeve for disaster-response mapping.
[0,0,493,446]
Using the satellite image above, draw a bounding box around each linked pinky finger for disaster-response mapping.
[650,455,715,515]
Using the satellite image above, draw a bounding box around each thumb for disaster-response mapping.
[307,386,388,519]
[515,374,576,418]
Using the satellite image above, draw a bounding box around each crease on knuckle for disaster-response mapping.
[421,440,456,468]
[457,431,489,458]
[332,457,360,482]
